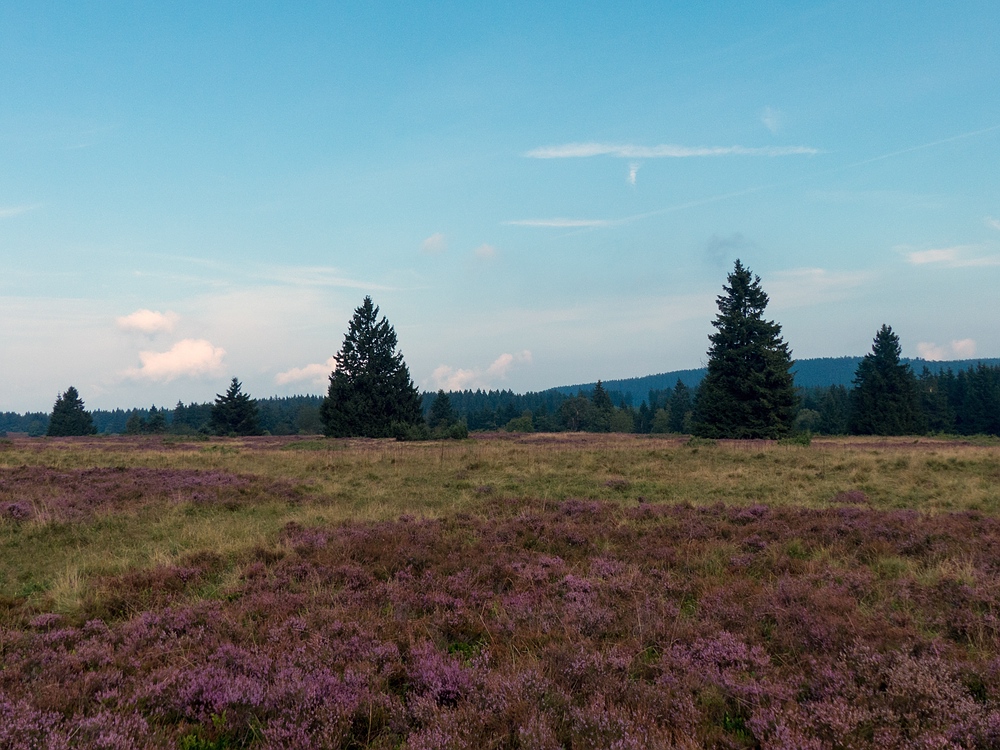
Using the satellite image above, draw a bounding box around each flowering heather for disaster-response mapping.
[0,466,301,522]
[2,496,1000,747]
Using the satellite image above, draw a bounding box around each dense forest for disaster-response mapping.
[561,356,1000,403]
[4,361,1000,439]
[5,359,1000,438]
[1,396,323,437]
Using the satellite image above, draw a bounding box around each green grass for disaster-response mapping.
[2,433,999,616]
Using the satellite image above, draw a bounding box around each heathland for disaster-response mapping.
[2,434,1000,748]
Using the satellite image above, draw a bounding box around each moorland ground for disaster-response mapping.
[1,434,999,748]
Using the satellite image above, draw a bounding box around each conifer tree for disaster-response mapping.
[209,378,262,436]
[849,325,924,435]
[427,390,457,429]
[692,260,797,439]
[590,380,613,432]
[320,296,422,438]
[47,386,97,436]
[146,405,167,434]
[667,379,692,433]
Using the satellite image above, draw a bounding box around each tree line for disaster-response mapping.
[13,264,1000,439]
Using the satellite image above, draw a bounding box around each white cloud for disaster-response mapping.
[525,142,819,159]
[253,265,392,290]
[628,162,640,185]
[907,247,960,264]
[765,267,874,309]
[430,350,532,390]
[116,309,179,334]
[917,339,977,361]
[421,232,447,254]
[0,204,38,219]
[761,106,782,133]
[125,339,226,382]
[474,243,496,259]
[506,218,612,228]
[952,338,978,357]
[904,245,1000,267]
[986,217,1000,231]
[275,356,336,386]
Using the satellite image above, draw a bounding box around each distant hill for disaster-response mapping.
[555,357,1000,404]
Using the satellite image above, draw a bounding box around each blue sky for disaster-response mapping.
[2,1,999,411]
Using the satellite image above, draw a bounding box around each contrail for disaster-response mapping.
[508,123,1000,233]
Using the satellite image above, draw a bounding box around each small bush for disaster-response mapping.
[779,432,812,446]
[392,421,431,441]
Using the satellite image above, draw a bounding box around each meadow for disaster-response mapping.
[1,433,999,748]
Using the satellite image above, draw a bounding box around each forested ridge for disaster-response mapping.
[4,357,1000,437]
[6,280,1000,439]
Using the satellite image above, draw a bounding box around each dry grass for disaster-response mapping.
[1,432,998,614]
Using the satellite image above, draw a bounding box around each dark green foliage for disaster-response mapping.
[0,412,48,436]
[591,380,613,412]
[693,260,797,439]
[209,378,262,436]
[668,379,693,433]
[559,395,597,431]
[124,412,144,435]
[589,381,613,432]
[46,387,97,437]
[125,405,167,435]
[424,391,468,439]
[919,367,955,433]
[146,406,167,434]
[293,403,323,435]
[172,401,213,434]
[849,325,924,435]
[320,297,422,438]
[954,364,1000,435]
[427,391,457,430]
[915,364,1000,436]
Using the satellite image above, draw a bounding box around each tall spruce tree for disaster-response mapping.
[209,378,262,436]
[692,260,797,439]
[849,325,924,435]
[427,390,457,429]
[47,386,97,436]
[667,379,693,433]
[320,296,422,438]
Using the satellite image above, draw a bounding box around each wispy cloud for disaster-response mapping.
[430,350,532,391]
[275,356,336,386]
[904,245,1000,267]
[0,204,40,219]
[628,162,640,185]
[474,243,497,259]
[766,267,875,309]
[116,309,179,335]
[124,339,226,382]
[421,232,447,254]
[986,217,1000,231]
[761,106,782,133]
[506,218,612,228]
[525,142,819,159]
[917,339,977,361]
[254,265,392,290]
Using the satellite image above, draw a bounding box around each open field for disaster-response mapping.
[2,434,1000,748]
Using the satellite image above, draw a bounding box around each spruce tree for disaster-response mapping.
[320,296,423,438]
[590,380,613,432]
[848,325,924,435]
[427,390,457,429]
[667,379,692,433]
[146,405,167,434]
[47,386,97,436]
[692,260,797,439]
[209,378,262,436]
